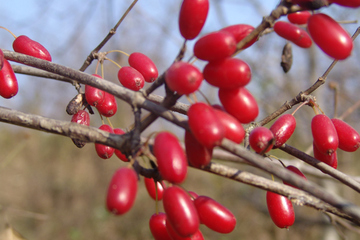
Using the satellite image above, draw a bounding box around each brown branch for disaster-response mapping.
[78,0,139,72]
[280,144,360,193]
[204,162,356,222]
[220,138,360,225]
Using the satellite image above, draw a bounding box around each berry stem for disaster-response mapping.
[106,49,130,57]
[0,26,17,38]
[104,57,122,69]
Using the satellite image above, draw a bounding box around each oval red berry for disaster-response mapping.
[307,13,353,60]
[187,102,225,149]
[118,66,145,91]
[153,132,187,184]
[0,58,18,99]
[13,35,52,61]
[165,61,203,95]
[218,87,258,124]
[266,191,295,229]
[273,21,312,48]
[106,167,138,215]
[194,196,236,233]
[331,118,360,152]
[128,52,158,83]
[179,0,209,40]
[269,114,296,148]
[249,127,274,153]
[203,58,251,89]
[311,114,338,155]
[163,186,200,237]
[194,31,236,61]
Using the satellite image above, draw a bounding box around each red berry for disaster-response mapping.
[178,0,209,40]
[0,49,4,70]
[117,66,145,91]
[0,58,18,99]
[153,132,187,184]
[331,118,360,152]
[311,114,339,155]
[85,74,105,107]
[283,165,307,189]
[220,24,257,49]
[187,102,225,149]
[163,186,200,237]
[287,11,312,25]
[249,127,274,153]
[194,31,236,61]
[329,0,360,7]
[266,191,295,229]
[113,128,129,162]
[149,213,172,240]
[184,130,213,168]
[313,142,338,168]
[203,58,251,89]
[218,87,259,124]
[166,219,204,240]
[144,177,165,201]
[71,110,90,126]
[95,124,115,159]
[96,92,117,117]
[269,114,296,148]
[194,196,236,233]
[273,21,312,48]
[212,107,245,144]
[307,13,353,60]
[106,167,138,215]
[165,61,203,95]
[128,52,158,83]
[13,35,52,61]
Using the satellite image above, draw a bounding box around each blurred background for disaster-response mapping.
[1,0,360,239]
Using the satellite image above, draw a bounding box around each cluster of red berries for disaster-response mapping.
[0,30,52,99]
[274,3,355,60]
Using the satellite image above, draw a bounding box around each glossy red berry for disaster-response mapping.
[71,110,90,126]
[85,74,105,107]
[313,142,338,168]
[95,124,115,159]
[144,177,165,201]
[212,107,245,144]
[331,118,360,152]
[249,127,274,153]
[185,130,213,168]
[218,87,259,124]
[165,61,203,95]
[113,128,129,162]
[149,213,172,240]
[128,52,158,83]
[220,24,256,49]
[273,21,312,48]
[0,49,4,70]
[166,219,204,240]
[307,13,353,60]
[266,191,295,229]
[178,0,209,40]
[203,58,251,89]
[153,132,187,184]
[106,167,138,215]
[287,11,312,25]
[0,58,18,99]
[311,114,339,155]
[187,102,225,149]
[163,186,200,237]
[283,165,307,189]
[96,92,117,117]
[13,35,52,61]
[194,31,236,61]
[117,66,145,91]
[269,114,296,148]
[194,196,236,233]
[329,0,360,7]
